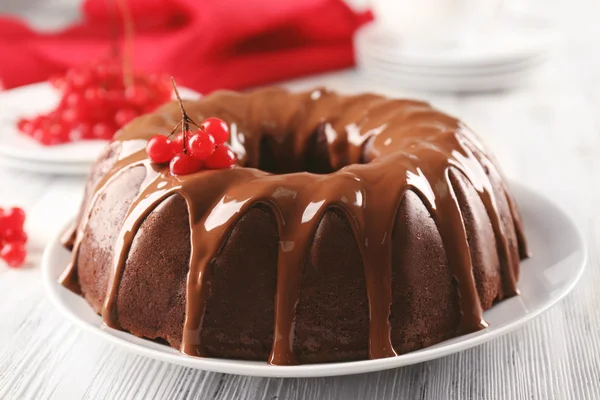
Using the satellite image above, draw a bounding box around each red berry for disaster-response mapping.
[66,68,92,89]
[188,131,216,159]
[204,145,237,169]
[64,92,83,109]
[83,87,107,104]
[115,108,138,127]
[94,61,121,80]
[17,118,28,131]
[125,85,150,107]
[17,118,35,136]
[70,123,93,141]
[50,75,66,90]
[1,243,26,268]
[48,123,68,142]
[4,229,27,244]
[173,133,185,152]
[146,135,176,164]
[32,128,50,145]
[33,115,51,130]
[105,89,125,106]
[92,123,114,140]
[0,207,25,232]
[169,153,203,175]
[59,108,82,127]
[200,117,229,145]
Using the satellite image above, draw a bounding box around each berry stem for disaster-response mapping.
[167,120,182,138]
[106,0,119,58]
[116,0,134,88]
[171,77,201,153]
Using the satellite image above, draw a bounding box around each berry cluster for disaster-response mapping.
[0,207,27,268]
[146,79,237,175]
[17,58,171,146]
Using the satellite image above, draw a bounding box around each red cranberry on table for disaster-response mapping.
[0,207,27,269]
[1,243,26,268]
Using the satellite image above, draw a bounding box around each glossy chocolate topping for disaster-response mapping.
[60,87,527,365]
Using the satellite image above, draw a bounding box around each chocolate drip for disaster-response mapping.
[60,87,527,365]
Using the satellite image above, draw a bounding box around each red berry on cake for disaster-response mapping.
[200,117,229,145]
[146,135,176,164]
[169,153,203,175]
[188,131,216,159]
[173,132,185,152]
[204,145,237,169]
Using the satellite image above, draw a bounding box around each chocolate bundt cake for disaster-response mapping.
[60,87,528,365]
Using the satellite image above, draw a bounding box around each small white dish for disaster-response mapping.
[42,182,587,377]
[0,82,200,166]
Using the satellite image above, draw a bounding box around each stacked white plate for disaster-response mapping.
[354,16,558,92]
[0,82,200,175]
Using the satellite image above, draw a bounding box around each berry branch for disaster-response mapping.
[106,0,119,58]
[116,0,134,88]
[145,81,237,175]
[171,77,200,154]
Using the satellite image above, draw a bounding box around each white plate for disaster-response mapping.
[0,82,200,165]
[0,154,91,175]
[355,47,549,77]
[42,182,587,378]
[354,18,557,68]
[356,61,540,92]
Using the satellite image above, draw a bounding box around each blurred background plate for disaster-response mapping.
[353,14,558,92]
[354,17,557,67]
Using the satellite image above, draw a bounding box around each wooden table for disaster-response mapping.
[1,1,599,398]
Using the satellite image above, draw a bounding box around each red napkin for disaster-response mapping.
[0,0,371,92]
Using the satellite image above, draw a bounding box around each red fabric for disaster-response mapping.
[0,0,371,92]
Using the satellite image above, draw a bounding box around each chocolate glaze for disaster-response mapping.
[60,87,527,365]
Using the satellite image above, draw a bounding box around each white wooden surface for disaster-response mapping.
[1,1,600,398]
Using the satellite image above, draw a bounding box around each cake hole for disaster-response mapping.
[256,123,370,175]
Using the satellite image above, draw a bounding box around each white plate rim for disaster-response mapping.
[356,59,539,83]
[355,48,549,76]
[42,182,588,378]
[0,155,91,175]
[356,67,536,92]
